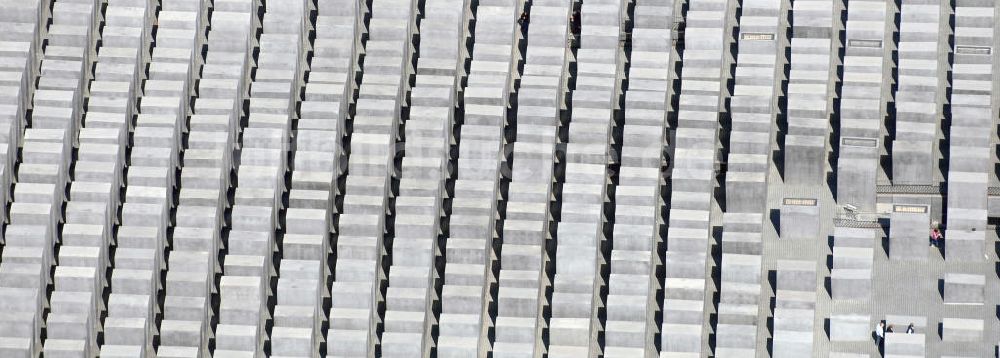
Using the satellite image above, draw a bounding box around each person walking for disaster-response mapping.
[905,323,914,334]
[875,321,885,347]
[517,11,529,35]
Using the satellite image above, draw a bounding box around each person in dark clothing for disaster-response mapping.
[517,11,529,35]
[571,11,581,34]
[874,321,885,347]
[905,323,914,334]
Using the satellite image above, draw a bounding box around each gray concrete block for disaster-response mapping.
[943,273,985,305]
[889,204,931,261]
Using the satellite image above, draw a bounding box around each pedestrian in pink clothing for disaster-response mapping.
[930,228,942,248]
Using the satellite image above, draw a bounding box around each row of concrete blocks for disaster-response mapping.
[276,110,341,358]
[157,0,257,355]
[339,4,412,352]
[714,213,765,357]
[944,2,996,267]
[271,0,359,356]
[784,0,838,188]
[661,161,718,352]
[670,0,736,197]
[15,0,99,214]
[216,1,312,356]
[327,0,416,354]
[840,0,892,138]
[549,1,625,354]
[725,0,785,215]
[942,135,989,357]
[891,0,947,186]
[48,0,157,355]
[308,0,366,117]
[661,0,737,352]
[0,0,46,217]
[0,30,41,253]
[954,3,996,49]
[380,0,469,355]
[630,0,674,34]
[772,260,818,358]
[835,0,894,211]
[104,0,207,356]
[275,113,345,347]
[0,0,65,247]
[0,0,100,355]
[831,313,986,352]
[659,179,715,334]
[576,0,622,50]
[830,227,875,300]
[947,5,996,207]
[603,0,677,356]
[491,1,571,356]
[843,0,893,64]
[187,3,262,355]
[435,0,521,356]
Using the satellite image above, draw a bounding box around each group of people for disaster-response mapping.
[874,321,915,350]
[516,9,581,35]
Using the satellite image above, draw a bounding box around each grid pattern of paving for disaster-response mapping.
[0,0,996,356]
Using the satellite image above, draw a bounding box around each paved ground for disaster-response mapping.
[748,147,1000,357]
